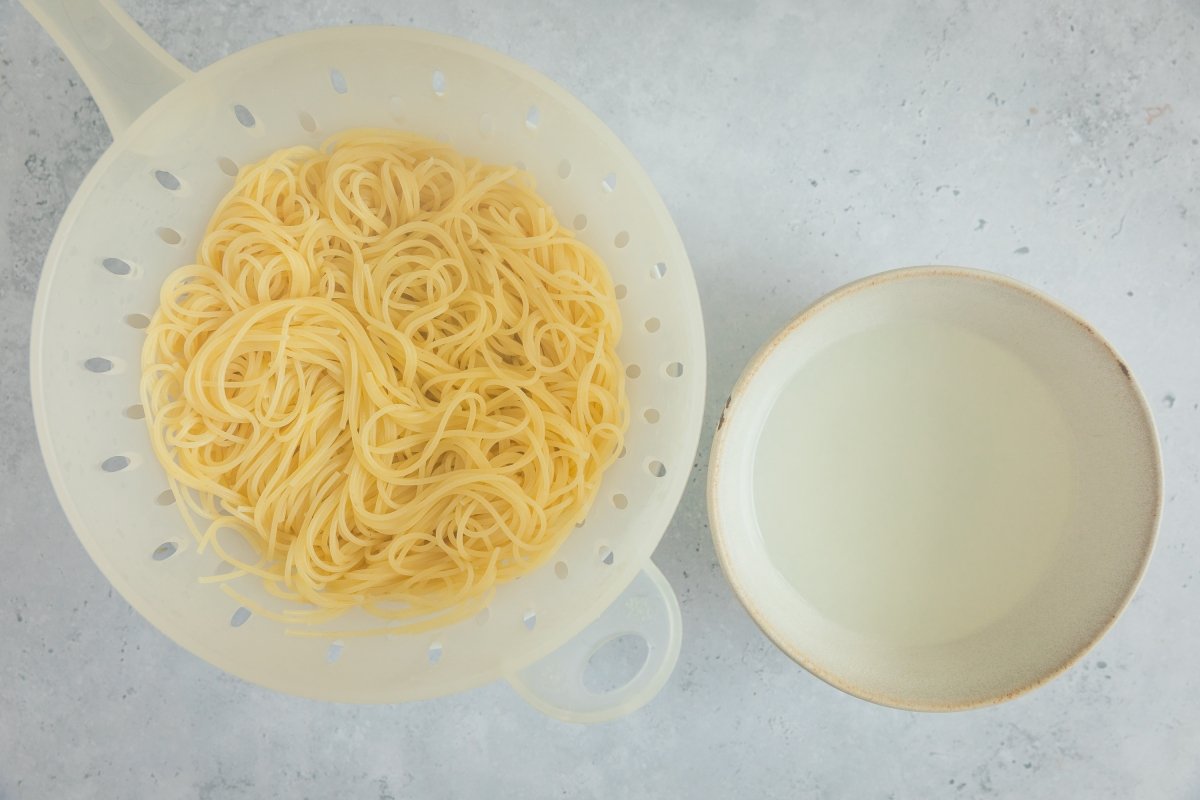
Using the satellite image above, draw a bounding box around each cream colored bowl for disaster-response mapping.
[708,267,1161,710]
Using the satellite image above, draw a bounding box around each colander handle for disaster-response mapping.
[504,561,682,723]
[18,0,190,136]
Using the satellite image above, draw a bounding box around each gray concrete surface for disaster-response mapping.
[2,1,1198,797]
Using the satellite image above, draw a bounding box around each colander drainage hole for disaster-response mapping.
[432,69,446,96]
[230,607,252,627]
[125,313,150,330]
[101,455,130,473]
[598,544,615,565]
[525,105,540,131]
[427,642,443,664]
[651,262,667,279]
[155,490,176,506]
[557,159,571,179]
[614,230,630,249]
[644,317,661,333]
[85,357,114,373]
[232,104,255,128]
[124,404,145,419]
[217,156,239,177]
[326,640,344,663]
[298,111,317,132]
[665,361,684,378]
[626,364,641,379]
[612,493,628,510]
[154,170,181,191]
[614,284,627,300]
[554,560,569,579]
[522,609,537,630]
[329,68,348,94]
[157,227,182,245]
[648,460,666,477]
[475,607,490,625]
[151,541,178,561]
[102,257,132,276]
[601,172,617,192]
[573,214,588,231]
[644,408,661,424]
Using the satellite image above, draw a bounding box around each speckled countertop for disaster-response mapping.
[2,1,1198,798]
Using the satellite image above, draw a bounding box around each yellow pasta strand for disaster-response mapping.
[140,129,626,634]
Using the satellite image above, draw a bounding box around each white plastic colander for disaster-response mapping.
[23,0,705,722]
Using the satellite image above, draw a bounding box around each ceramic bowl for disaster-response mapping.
[708,266,1161,710]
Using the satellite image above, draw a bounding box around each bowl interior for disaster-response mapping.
[31,27,706,702]
[710,267,1159,710]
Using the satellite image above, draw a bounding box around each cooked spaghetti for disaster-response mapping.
[140,129,626,634]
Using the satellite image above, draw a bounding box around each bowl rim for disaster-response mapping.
[706,264,1163,712]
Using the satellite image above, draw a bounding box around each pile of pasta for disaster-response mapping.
[141,130,626,634]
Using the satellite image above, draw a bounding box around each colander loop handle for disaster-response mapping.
[18,0,190,136]
[504,561,682,723]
